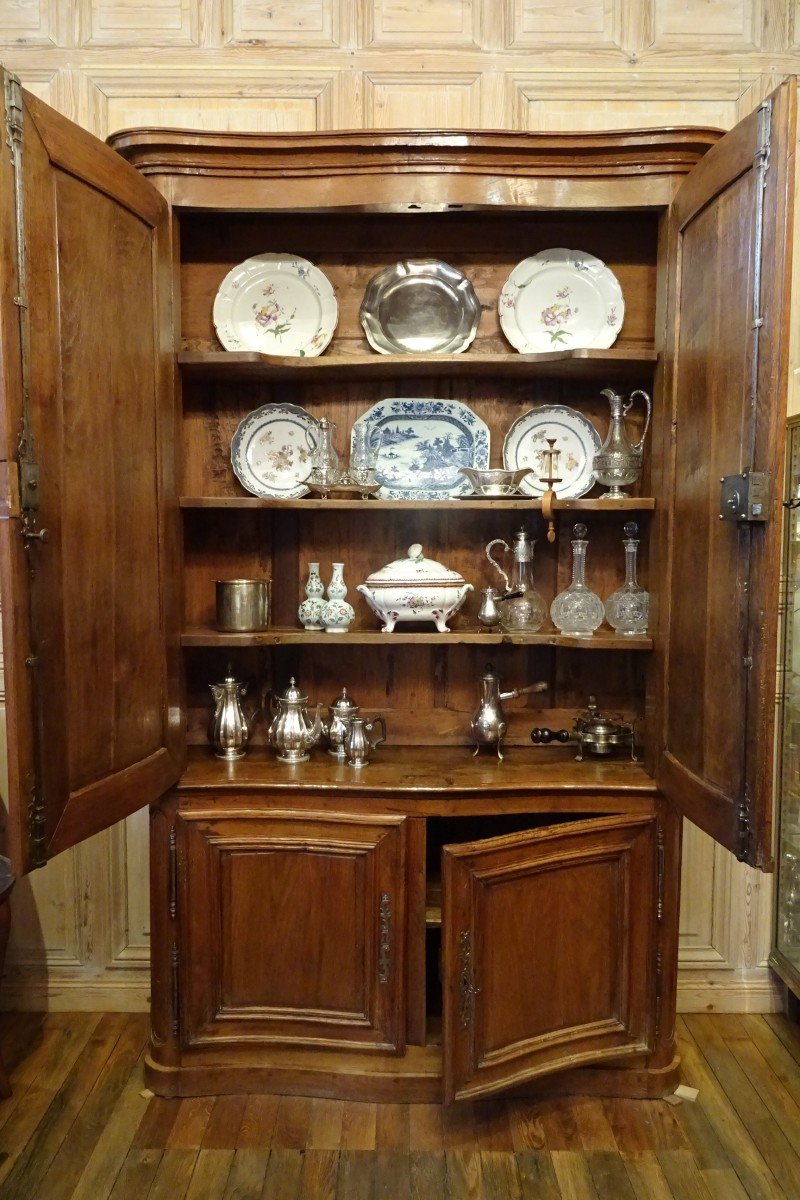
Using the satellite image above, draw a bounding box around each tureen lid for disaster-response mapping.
[365,543,465,587]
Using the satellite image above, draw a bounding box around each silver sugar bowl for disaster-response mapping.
[322,687,360,760]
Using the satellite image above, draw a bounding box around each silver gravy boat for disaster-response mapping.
[268,678,323,764]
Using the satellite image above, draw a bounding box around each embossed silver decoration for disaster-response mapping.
[592,388,651,499]
[360,259,480,355]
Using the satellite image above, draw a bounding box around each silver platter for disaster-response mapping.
[360,260,480,355]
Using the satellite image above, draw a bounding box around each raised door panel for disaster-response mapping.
[442,815,657,1102]
[177,808,406,1054]
[0,73,181,874]
[658,79,796,867]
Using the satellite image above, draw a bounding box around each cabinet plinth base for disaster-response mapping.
[144,1050,681,1103]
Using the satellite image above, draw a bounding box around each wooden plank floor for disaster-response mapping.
[2,1013,800,1198]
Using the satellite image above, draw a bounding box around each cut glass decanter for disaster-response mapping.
[550,522,604,638]
[604,521,649,636]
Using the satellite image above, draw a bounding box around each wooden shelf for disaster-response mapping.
[180,495,656,512]
[426,879,442,928]
[178,744,658,801]
[178,346,658,384]
[181,626,653,650]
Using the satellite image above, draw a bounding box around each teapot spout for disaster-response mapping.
[306,702,323,747]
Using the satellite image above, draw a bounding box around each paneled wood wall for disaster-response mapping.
[0,0,795,1011]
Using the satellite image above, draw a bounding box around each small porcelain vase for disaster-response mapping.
[322,562,355,633]
[298,561,325,630]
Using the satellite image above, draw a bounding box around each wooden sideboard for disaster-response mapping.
[0,71,794,1102]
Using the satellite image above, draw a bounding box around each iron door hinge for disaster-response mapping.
[378,892,391,984]
[656,826,665,923]
[458,929,480,1029]
[171,943,180,1037]
[168,826,177,920]
[737,796,751,863]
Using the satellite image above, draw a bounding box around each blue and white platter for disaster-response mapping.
[231,402,319,499]
[351,399,490,500]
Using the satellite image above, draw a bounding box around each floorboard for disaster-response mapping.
[2,1011,800,1197]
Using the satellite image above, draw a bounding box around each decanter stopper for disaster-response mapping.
[550,522,604,638]
[604,521,650,636]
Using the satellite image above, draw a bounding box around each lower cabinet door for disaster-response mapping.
[442,814,657,1102]
[177,808,407,1054]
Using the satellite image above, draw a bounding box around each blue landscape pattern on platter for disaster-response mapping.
[352,399,490,499]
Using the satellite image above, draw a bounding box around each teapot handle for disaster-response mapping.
[366,716,387,749]
[629,389,651,454]
[485,539,512,591]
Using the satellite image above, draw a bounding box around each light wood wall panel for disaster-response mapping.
[0,0,797,1013]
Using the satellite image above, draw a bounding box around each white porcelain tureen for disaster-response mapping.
[357,543,473,633]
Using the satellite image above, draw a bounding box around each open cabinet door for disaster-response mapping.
[0,74,183,874]
[441,816,657,1103]
[658,80,796,868]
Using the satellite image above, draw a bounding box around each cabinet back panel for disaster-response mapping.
[178,210,659,352]
[180,377,650,495]
[183,641,644,747]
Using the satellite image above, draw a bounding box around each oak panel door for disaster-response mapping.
[177,808,407,1054]
[442,815,657,1102]
[658,79,796,867]
[0,74,182,872]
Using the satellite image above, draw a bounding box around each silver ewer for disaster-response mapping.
[592,388,651,499]
[208,675,253,760]
[344,716,387,768]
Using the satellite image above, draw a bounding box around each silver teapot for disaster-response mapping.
[268,678,323,764]
[322,687,360,760]
[471,664,547,761]
[208,675,255,761]
[592,388,651,498]
[344,715,386,768]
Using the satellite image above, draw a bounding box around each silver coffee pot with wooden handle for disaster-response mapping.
[471,664,547,761]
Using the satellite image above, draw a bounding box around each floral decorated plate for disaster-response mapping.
[498,249,624,353]
[351,398,490,500]
[503,404,601,499]
[231,403,318,499]
[213,253,338,357]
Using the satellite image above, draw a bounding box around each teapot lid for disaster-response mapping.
[330,687,359,714]
[280,677,307,703]
[365,543,465,587]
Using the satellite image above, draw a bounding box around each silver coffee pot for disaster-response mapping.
[344,715,387,768]
[208,674,254,760]
[322,687,360,760]
[268,678,323,764]
[471,664,547,761]
[592,388,651,498]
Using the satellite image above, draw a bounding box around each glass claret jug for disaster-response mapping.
[306,416,342,493]
[485,528,547,633]
[605,522,649,636]
[550,523,604,637]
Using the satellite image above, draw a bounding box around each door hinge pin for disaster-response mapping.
[28,786,46,869]
[656,826,665,923]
